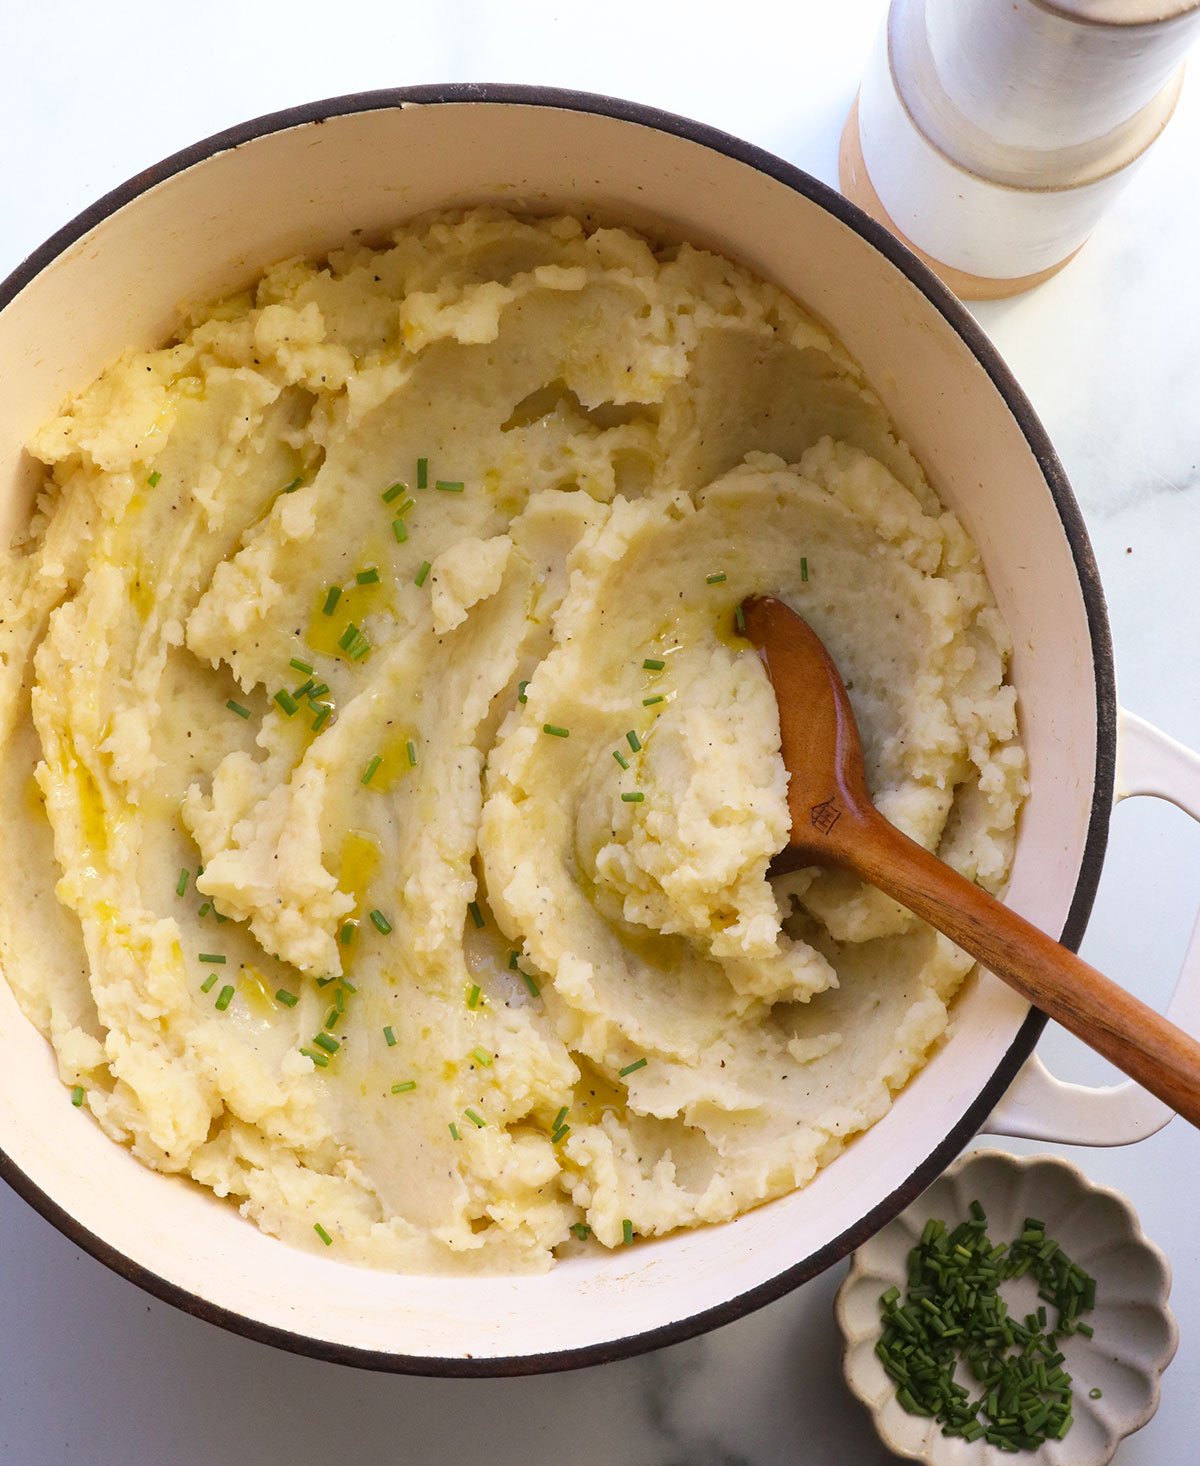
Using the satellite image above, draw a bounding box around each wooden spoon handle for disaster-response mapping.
[842,805,1200,1127]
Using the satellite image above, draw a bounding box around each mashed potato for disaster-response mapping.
[0,210,1027,1271]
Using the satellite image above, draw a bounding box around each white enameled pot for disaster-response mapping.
[2,87,1199,1376]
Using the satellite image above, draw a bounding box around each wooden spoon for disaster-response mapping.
[743,594,1200,1128]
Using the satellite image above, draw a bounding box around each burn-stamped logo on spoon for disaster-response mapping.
[810,797,841,833]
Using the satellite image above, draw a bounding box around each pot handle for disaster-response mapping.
[984,708,1200,1145]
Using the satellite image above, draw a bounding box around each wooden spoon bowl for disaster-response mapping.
[743,594,1200,1128]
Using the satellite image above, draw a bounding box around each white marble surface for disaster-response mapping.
[2,3,1199,1461]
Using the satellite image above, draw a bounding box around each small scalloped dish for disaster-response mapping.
[834,1147,1177,1465]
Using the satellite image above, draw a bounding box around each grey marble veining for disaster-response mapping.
[2,3,1199,1463]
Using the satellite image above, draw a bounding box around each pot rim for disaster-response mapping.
[0,82,1117,1377]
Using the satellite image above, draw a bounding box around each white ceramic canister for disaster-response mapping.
[841,0,1200,298]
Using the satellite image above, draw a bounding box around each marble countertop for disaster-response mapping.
[2,3,1198,1461]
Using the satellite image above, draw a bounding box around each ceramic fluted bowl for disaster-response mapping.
[835,1147,1178,1465]
[2,85,1200,1374]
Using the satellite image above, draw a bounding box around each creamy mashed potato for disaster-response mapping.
[0,210,1027,1271]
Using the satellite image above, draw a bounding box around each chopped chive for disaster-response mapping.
[311,681,330,699]
[198,902,212,919]
[612,749,630,769]
[449,1122,461,1140]
[146,470,162,488]
[292,678,315,699]
[468,901,485,929]
[274,689,298,716]
[338,623,359,651]
[199,953,226,964]
[280,476,303,494]
[348,637,371,662]
[518,680,529,704]
[369,909,392,934]
[417,457,428,489]
[289,658,314,675]
[322,585,342,616]
[275,989,298,1007]
[571,1222,591,1241]
[414,560,431,587]
[622,1219,635,1245]
[642,695,664,706]
[341,979,357,994]
[361,755,383,786]
[435,480,464,492]
[316,975,337,987]
[734,603,747,633]
[508,950,520,970]
[391,1080,417,1094]
[324,1008,340,1031]
[551,1125,570,1144]
[800,557,809,583]
[314,1223,333,1247]
[626,730,641,752]
[300,1046,329,1067]
[621,792,645,803]
[877,1200,1096,1442]
[464,1108,486,1129]
[552,1106,569,1131]
[406,739,418,766]
[383,1025,397,1047]
[176,868,189,897]
[339,921,356,945]
[226,699,251,719]
[200,973,218,993]
[519,970,540,997]
[705,572,727,585]
[542,724,570,738]
[214,984,234,1012]
[392,518,408,542]
[1089,1388,1102,1400]
[643,657,666,670]
[467,984,482,1009]
[356,566,380,585]
[618,1057,648,1077]
[313,1032,339,1054]
[311,704,333,732]
[381,481,408,503]
[471,1048,493,1067]
[70,1085,85,1107]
